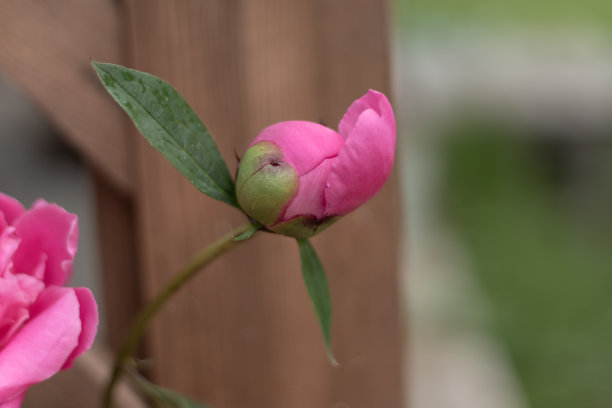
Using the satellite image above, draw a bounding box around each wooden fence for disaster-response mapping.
[0,1,402,407]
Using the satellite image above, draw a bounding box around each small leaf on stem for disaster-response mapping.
[233,221,263,241]
[91,61,238,208]
[297,238,337,364]
[125,366,212,408]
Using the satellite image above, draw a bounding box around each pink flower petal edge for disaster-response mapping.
[282,158,335,220]
[253,121,344,175]
[0,394,23,408]
[0,195,24,228]
[62,287,98,369]
[0,193,98,406]
[0,287,81,402]
[325,90,396,216]
[12,202,79,286]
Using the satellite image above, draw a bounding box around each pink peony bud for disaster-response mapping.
[0,193,98,407]
[236,90,396,238]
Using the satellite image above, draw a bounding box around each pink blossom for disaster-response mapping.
[0,193,98,407]
[236,90,396,238]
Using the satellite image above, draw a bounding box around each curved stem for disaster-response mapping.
[103,222,259,407]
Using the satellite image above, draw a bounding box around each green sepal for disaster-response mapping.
[233,221,263,241]
[271,215,339,239]
[91,61,238,208]
[297,238,337,364]
[236,141,298,226]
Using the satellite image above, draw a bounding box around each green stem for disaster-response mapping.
[103,222,259,408]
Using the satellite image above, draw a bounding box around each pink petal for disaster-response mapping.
[0,229,19,276]
[281,158,335,220]
[338,89,395,139]
[325,91,396,216]
[0,272,44,349]
[0,195,24,227]
[252,121,344,175]
[0,393,24,408]
[31,199,49,210]
[11,203,78,286]
[62,287,98,369]
[0,286,81,402]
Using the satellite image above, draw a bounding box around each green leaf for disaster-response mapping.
[233,221,263,241]
[125,367,212,408]
[297,239,337,364]
[91,61,238,208]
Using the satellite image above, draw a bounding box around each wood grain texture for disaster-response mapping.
[126,1,402,407]
[94,172,142,351]
[0,0,132,192]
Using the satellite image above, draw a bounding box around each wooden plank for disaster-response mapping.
[93,172,142,351]
[126,1,402,407]
[309,3,403,407]
[0,0,132,192]
[23,345,147,408]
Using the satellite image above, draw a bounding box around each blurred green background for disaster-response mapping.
[441,122,612,408]
[395,1,612,407]
[396,0,612,29]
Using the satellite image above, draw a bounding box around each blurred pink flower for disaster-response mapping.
[0,193,98,407]
[236,89,396,238]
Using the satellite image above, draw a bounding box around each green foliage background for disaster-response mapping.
[394,1,612,406]
[439,124,612,408]
[395,0,612,30]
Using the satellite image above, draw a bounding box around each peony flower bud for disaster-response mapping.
[236,90,396,238]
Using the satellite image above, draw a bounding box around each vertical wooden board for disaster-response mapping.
[311,2,404,407]
[0,0,132,192]
[125,3,277,406]
[125,1,402,407]
[238,4,334,407]
[240,2,402,405]
[93,173,141,351]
